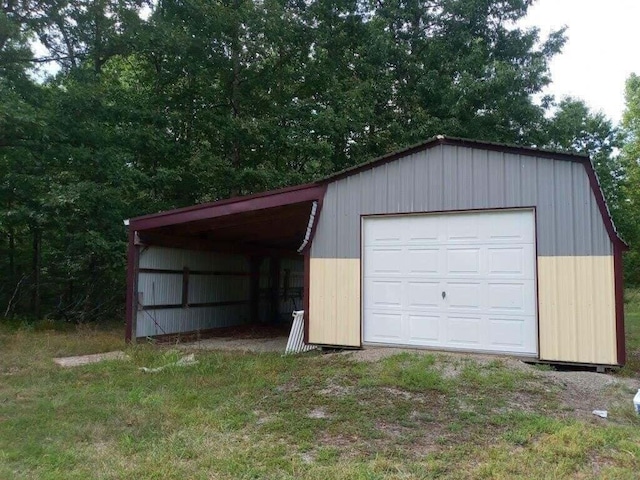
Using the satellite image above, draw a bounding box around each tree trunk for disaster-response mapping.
[230,0,242,184]
[8,228,14,280]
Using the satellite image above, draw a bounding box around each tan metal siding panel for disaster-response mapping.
[538,256,617,364]
[308,258,360,347]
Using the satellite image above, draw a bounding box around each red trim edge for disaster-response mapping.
[614,242,626,366]
[303,250,310,344]
[125,229,138,343]
[580,162,629,251]
[130,184,325,231]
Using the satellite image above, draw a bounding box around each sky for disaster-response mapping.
[520,0,640,125]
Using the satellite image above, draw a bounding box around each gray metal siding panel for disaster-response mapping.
[572,161,590,255]
[427,146,444,210]
[312,145,613,258]
[136,305,250,337]
[135,246,250,337]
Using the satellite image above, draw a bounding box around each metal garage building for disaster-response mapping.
[125,136,627,367]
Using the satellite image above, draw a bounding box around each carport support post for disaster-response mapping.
[125,229,139,343]
[269,256,281,324]
[249,256,263,324]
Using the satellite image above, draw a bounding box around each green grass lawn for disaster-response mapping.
[1,296,639,480]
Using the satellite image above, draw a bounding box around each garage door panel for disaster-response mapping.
[366,279,403,308]
[487,316,535,351]
[446,248,481,275]
[365,311,403,342]
[365,247,403,275]
[408,314,441,342]
[488,282,534,314]
[364,217,404,245]
[485,211,534,241]
[406,281,441,308]
[447,316,482,345]
[407,215,442,243]
[445,282,482,310]
[407,248,441,275]
[363,209,537,356]
[487,245,535,278]
[446,214,480,241]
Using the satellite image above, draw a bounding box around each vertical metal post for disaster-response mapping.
[125,229,139,343]
[269,256,281,324]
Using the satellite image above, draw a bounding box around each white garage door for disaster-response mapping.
[363,210,537,355]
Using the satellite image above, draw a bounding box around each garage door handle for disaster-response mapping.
[442,291,446,299]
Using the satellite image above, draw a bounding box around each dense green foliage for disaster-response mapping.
[620,75,640,285]
[0,0,636,322]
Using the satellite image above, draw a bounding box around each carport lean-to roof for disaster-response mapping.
[128,183,327,253]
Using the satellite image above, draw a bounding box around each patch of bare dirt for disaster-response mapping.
[318,384,353,397]
[307,407,331,419]
[539,372,638,421]
[340,346,640,422]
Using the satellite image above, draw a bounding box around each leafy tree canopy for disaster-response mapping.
[1,0,636,322]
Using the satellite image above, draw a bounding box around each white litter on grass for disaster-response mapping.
[53,351,127,367]
[139,353,198,373]
[592,410,608,418]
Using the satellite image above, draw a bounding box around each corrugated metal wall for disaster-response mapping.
[136,247,305,337]
[136,246,250,337]
[311,145,611,259]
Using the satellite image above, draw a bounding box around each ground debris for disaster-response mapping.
[53,351,127,367]
[140,353,198,373]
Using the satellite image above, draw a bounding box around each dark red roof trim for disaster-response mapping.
[130,183,325,231]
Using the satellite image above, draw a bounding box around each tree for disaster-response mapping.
[620,74,640,284]
[545,97,623,213]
